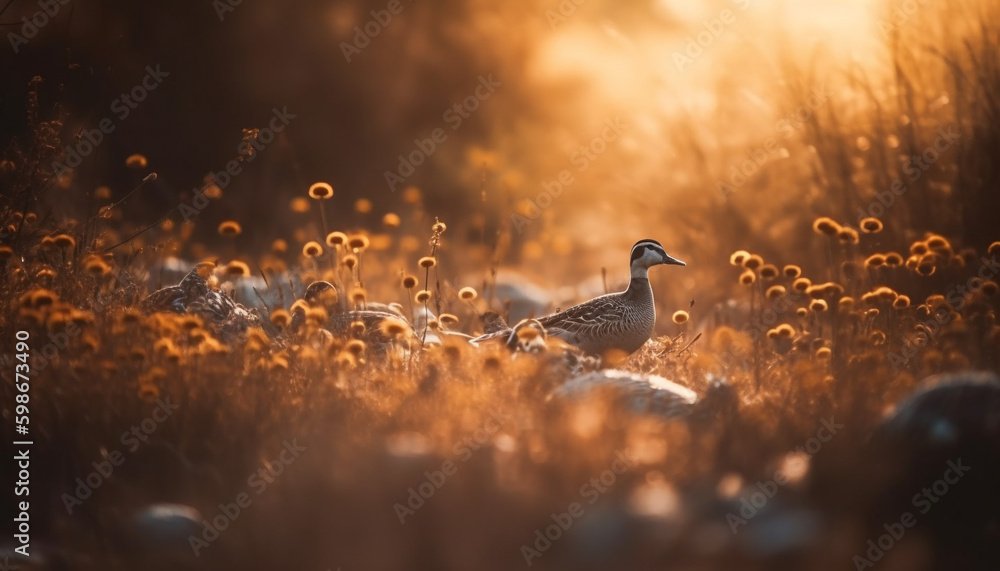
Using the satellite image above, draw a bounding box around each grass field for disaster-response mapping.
[2,0,1000,569]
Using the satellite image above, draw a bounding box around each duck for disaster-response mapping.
[472,239,685,358]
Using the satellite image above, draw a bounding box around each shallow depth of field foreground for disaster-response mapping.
[2,0,1000,569]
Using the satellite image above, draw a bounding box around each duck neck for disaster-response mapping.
[624,265,652,300]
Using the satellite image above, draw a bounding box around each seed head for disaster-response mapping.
[766,285,786,299]
[383,213,401,228]
[350,320,366,337]
[326,232,348,247]
[307,182,334,200]
[271,309,291,328]
[860,217,883,233]
[884,252,903,267]
[892,295,910,309]
[415,290,432,303]
[302,241,323,258]
[458,286,477,300]
[739,270,755,285]
[379,317,409,338]
[837,227,859,245]
[348,234,370,250]
[346,338,367,355]
[419,256,437,269]
[864,254,886,268]
[350,287,367,305]
[125,154,148,169]
[809,299,828,312]
[812,217,841,236]
[783,264,802,279]
[52,233,76,249]
[224,260,250,277]
[402,275,418,289]
[218,221,242,237]
[342,254,358,269]
[815,347,831,359]
[759,264,779,279]
[742,254,764,271]
[672,310,689,324]
[792,277,811,292]
[730,250,750,266]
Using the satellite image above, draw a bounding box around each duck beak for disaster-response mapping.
[662,253,686,266]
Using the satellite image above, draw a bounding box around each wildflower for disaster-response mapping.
[864,254,886,268]
[218,221,242,236]
[730,250,750,266]
[672,310,689,324]
[458,286,477,300]
[415,290,432,303]
[812,217,840,236]
[766,285,786,299]
[355,198,373,213]
[739,270,755,285]
[783,264,802,279]
[380,317,409,338]
[52,233,76,250]
[402,275,418,289]
[350,287,367,305]
[346,338,367,355]
[419,256,437,269]
[816,347,831,359]
[348,234,370,250]
[860,217,883,233]
[742,254,763,271]
[271,309,291,328]
[83,255,111,276]
[125,154,148,169]
[759,264,779,279]
[224,260,250,277]
[870,330,886,345]
[440,313,459,326]
[884,252,903,267]
[403,186,422,204]
[910,242,928,256]
[893,295,911,309]
[810,299,828,312]
[302,241,323,257]
[383,213,401,228]
[342,254,358,269]
[325,232,348,248]
[839,296,855,311]
[350,320,366,337]
[308,182,334,200]
[792,277,811,292]
[837,227,859,245]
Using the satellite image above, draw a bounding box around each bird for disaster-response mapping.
[549,369,736,421]
[140,262,261,338]
[472,239,686,358]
